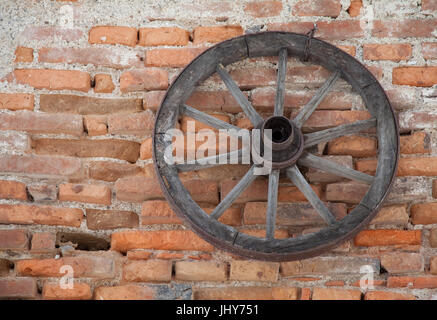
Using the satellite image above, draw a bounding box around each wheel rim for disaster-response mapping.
[153,32,399,261]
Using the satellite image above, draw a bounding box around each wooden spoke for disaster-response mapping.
[286,165,337,225]
[210,165,257,220]
[266,169,280,239]
[274,48,288,117]
[176,149,244,172]
[304,118,377,148]
[293,70,341,128]
[298,152,374,184]
[181,104,242,132]
[216,64,263,127]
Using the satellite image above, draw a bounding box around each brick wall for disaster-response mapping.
[0,0,436,300]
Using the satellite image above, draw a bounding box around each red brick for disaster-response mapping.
[230,260,279,282]
[156,252,184,260]
[27,184,57,202]
[193,26,244,44]
[123,260,172,282]
[86,209,139,230]
[422,42,437,59]
[93,285,155,300]
[410,202,437,225]
[372,19,437,38]
[364,291,415,300]
[326,182,368,204]
[327,135,377,158]
[387,276,437,289]
[127,250,152,260]
[84,115,107,136]
[186,90,244,113]
[325,280,344,287]
[145,48,204,68]
[89,26,138,47]
[0,180,27,200]
[38,47,142,69]
[0,111,83,136]
[434,180,437,199]
[111,230,214,252]
[0,278,37,299]
[141,200,182,224]
[0,204,83,227]
[240,228,289,239]
[430,256,437,275]
[363,44,412,61]
[244,1,283,17]
[297,110,372,132]
[140,138,153,160]
[59,183,111,205]
[0,259,12,276]
[20,25,82,41]
[337,45,356,57]
[393,67,437,87]
[0,229,29,250]
[380,253,423,274]
[14,47,31,62]
[399,112,437,131]
[293,0,341,17]
[348,0,362,17]
[193,287,299,300]
[107,111,154,136]
[144,91,165,110]
[181,113,231,133]
[356,157,437,177]
[31,138,140,163]
[115,176,218,203]
[0,131,29,152]
[0,93,33,111]
[175,261,227,281]
[385,87,421,110]
[139,27,189,46]
[94,74,115,93]
[89,161,142,182]
[120,68,168,93]
[400,132,430,154]
[43,283,92,300]
[312,288,361,300]
[13,69,91,92]
[16,256,114,278]
[422,0,437,13]
[40,95,142,115]
[268,20,364,40]
[0,154,82,177]
[354,230,421,247]
[31,232,56,253]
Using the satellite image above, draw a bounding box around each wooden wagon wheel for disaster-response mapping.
[153,32,399,261]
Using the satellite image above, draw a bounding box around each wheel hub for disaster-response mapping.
[252,116,304,169]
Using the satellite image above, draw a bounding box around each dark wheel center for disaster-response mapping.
[262,116,294,148]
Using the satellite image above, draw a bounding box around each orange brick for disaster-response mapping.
[107,111,154,136]
[120,68,168,92]
[181,113,231,133]
[380,253,423,274]
[230,260,279,282]
[144,91,166,110]
[86,209,139,230]
[312,288,361,300]
[0,229,29,250]
[14,47,33,63]
[244,1,283,17]
[84,115,107,136]
[59,183,111,205]
[422,42,437,60]
[140,138,153,160]
[293,0,341,17]
[0,204,83,227]
[139,27,189,46]
[94,74,115,93]
[370,204,409,226]
[0,278,37,299]
[155,252,184,260]
[175,261,227,281]
[43,283,92,300]
[111,230,214,252]
[193,26,243,44]
[354,230,421,247]
[193,287,299,300]
[299,110,372,132]
[363,44,412,61]
[123,260,172,282]
[356,157,437,176]
[89,26,138,47]
[326,182,368,204]
[327,135,377,157]
[387,276,437,289]
[400,132,430,154]
[127,250,152,260]
[93,285,155,300]
[0,180,27,200]
[88,161,142,182]
[146,48,204,68]
[364,291,415,300]
[393,67,437,87]
[337,45,356,57]
[300,288,312,300]
[13,69,91,92]
[348,0,362,17]
[430,256,437,275]
[141,200,182,224]
[0,93,34,111]
[31,232,56,253]
[411,202,437,225]
[372,19,437,38]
